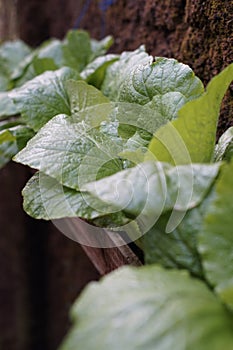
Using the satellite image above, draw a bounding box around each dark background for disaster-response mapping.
[0,1,232,349]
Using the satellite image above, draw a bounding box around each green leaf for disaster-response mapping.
[80,54,119,88]
[101,46,152,101]
[0,92,18,118]
[0,125,34,168]
[147,92,187,121]
[9,67,80,131]
[143,190,215,278]
[59,265,233,350]
[83,161,220,239]
[0,129,17,167]
[0,40,32,75]
[15,57,58,87]
[36,39,64,68]
[11,39,62,82]
[14,114,125,190]
[84,162,220,220]
[0,40,32,91]
[90,35,113,60]
[22,172,103,220]
[66,80,110,117]
[0,66,11,91]
[214,127,233,162]
[118,57,204,106]
[63,30,92,72]
[115,102,165,141]
[198,159,233,309]
[22,171,127,228]
[148,64,233,164]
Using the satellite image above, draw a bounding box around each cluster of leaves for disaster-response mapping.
[1,30,233,349]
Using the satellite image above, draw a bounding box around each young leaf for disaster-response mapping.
[214,126,233,162]
[118,57,204,106]
[198,159,233,309]
[0,40,32,75]
[15,57,58,87]
[59,265,233,350]
[148,64,233,164]
[66,80,110,116]
[9,67,80,131]
[80,54,119,88]
[0,129,17,167]
[101,46,152,101]
[14,114,124,190]
[22,172,104,220]
[0,65,12,91]
[36,39,65,68]
[90,35,113,60]
[83,162,220,219]
[0,125,34,168]
[147,92,187,121]
[0,40,32,91]
[62,30,92,72]
[143,190,215,278]
[22,172,127,229]
[0,92,19,118]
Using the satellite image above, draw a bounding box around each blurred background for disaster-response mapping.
[0,1,232,349]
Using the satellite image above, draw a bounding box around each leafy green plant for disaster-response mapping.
[1,30,233,349]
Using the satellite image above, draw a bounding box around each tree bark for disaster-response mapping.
[0,0,18,40]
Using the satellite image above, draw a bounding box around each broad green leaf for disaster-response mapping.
[22,171,127,228]
[0,66,11,91]
[63,30,92,72]
[0,40,32,91]
[147,92,187,121]
[149,64,233,164]
[14,114,125,190]
[119,57,204,106]
[115,102,165,141]
[59,265,233,350]
[11,39,61,82]
[36,39,64,68]
[15,57,58,87]
[0,40,32,75]
[10,125,35,149]
[0,125,34,168]
[90,35,113,60]
[0,92,18,118]
[101,46,152,101]
[22,172,102,220]
[198,159,233,309]
[214,127,233,161]
[84,162,220,220]
[0,120,22,131]
[66,80,110,117]
[80,54,119,88]
[0,129,17,167]
[9,67,80,131]
[143,190,215,278]
[11,51,35,81]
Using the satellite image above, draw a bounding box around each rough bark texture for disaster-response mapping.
[0,1,232,349]
[79,0,233,136]
[0,0,18,40]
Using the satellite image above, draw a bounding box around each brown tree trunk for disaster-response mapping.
[0,0,18,40]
